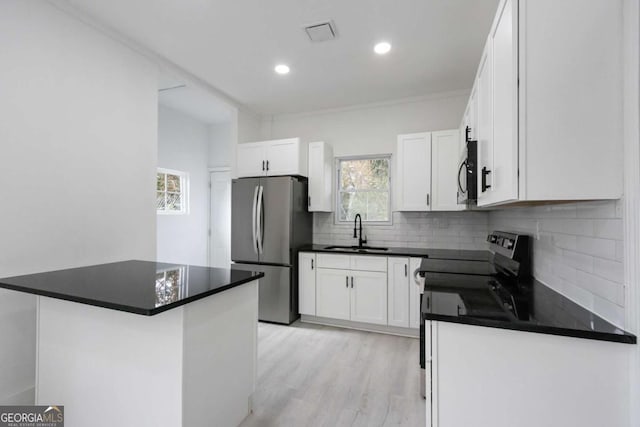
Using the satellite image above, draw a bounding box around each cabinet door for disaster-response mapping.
[236,143,266,178]
[409,257,422,329]
[350,270,387,325]
[396,133,432,211]
[476,42,494,206]
[265,138,304,176]
[387,257,410,328]
[489,0,518,204]
[316,268,351,320]
[298,253,316,315]
[431,130,464,211]
[460,86,478,156]
[308,141,333,212]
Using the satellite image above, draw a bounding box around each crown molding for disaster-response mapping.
[267,89,470,121]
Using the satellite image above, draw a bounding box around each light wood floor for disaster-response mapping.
[240,321,425,427]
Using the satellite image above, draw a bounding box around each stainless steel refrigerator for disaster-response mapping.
[231,176,312,324]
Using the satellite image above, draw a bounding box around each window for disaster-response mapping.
[157,168,188,214]
[336,156,391,224]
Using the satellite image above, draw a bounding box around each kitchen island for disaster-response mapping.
[0,260,263,427]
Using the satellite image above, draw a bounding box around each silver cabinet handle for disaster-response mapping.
[346,276,348,288]
[311,259,314,270]
[405,264,408,277]
[262,160,265,171]
[266,160,270,171]
[427,193,430,206]
[350,276,354,288]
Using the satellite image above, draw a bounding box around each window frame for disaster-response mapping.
[156,168,189,215]
[334,154,393,226]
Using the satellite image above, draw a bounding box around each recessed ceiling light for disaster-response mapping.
[374,42,392,55]
[274,64,290,75]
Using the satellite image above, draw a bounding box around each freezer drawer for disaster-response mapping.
[231,263,297,324]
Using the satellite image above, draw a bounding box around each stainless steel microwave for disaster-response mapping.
[457,126,477,205]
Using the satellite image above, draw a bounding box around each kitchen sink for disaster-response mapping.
[323,245,389,252]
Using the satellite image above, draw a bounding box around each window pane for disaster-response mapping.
[167,174,181,192]
[156,192,166,210]
[167,193,182,211]
[339,190,389,222]
[157,173,165,191]
[338,157,390,223]
[340,158,389,191]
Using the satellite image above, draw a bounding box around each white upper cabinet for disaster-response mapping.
[460,85,478,155]
[236,142,266,178]
[476,41,494,206]
[431,130,464,211]
[307,141,333,212]
[396,132,432,211]
[236,138,308,178]
[396,130,463,212]
[471,0,623,206]
[489,0,518,204]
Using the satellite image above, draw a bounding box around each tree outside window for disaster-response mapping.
[157,168,188,214]
[336,156,391,223]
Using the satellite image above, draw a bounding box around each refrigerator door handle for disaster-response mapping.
[252,185,259,254]
[257,185,264,254]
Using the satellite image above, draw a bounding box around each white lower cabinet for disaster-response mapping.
[387,257,410,328]
[316,268,387,325]
[298,253,316,315]
[316,268,351,321]
[301,252,419,332]
[408,257,422,329]
[350,270,387,325]
[426,320,629,427]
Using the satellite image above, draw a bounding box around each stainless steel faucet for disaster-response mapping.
[353,214,367,248]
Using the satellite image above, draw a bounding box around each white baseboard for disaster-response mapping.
[300,315,419,338]
[2,387,35,405]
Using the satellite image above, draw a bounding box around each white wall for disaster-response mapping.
[209,122,232,168]
[259,91,468,156]
[157,106,210,266]
[489,201,625,327]
[0,0,157,404]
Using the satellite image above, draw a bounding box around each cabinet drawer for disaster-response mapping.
[316,254,351,270]
[350,256,387,272]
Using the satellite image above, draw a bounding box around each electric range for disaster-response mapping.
[416,232,531,398]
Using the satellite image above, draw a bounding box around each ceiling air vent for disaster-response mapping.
[304,21,337,42]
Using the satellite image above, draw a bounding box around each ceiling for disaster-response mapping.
[63,0,499,115]
[158,72,234,124]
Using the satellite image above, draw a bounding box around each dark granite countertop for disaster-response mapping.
[0,260,264,316]
[300,244,490,260]
[420,271,636,344]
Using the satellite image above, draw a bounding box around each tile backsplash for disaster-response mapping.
[312,211,490,250]
[488,200,624,328]
[313,200,625,328]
